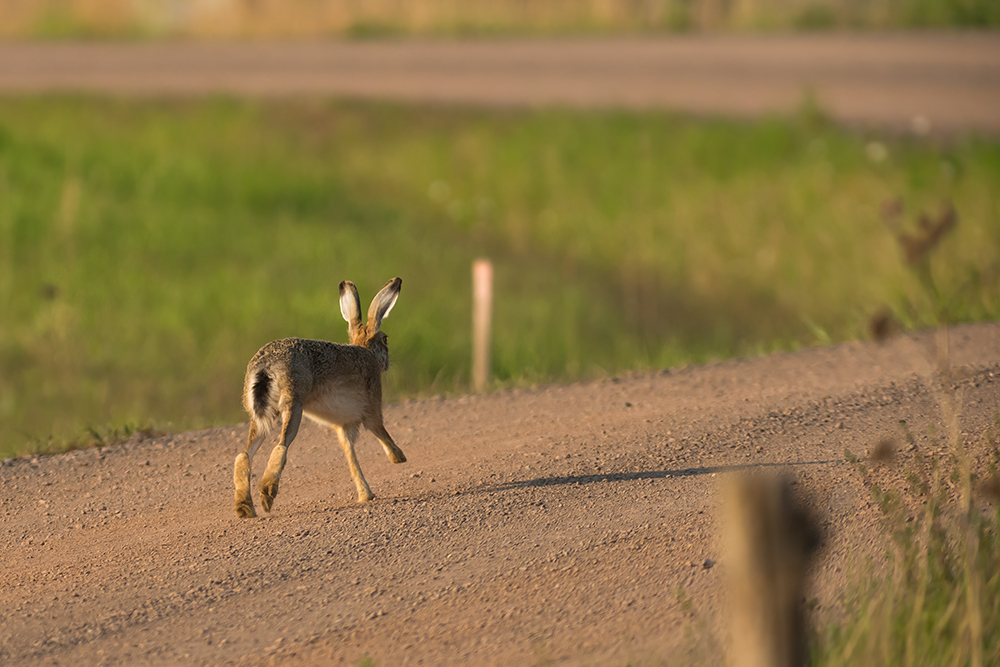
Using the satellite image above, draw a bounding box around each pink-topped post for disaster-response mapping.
[472,259,493,392]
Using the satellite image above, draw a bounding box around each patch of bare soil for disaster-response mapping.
[1,322,999,666]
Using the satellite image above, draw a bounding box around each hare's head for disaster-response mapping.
[340,277,401,371]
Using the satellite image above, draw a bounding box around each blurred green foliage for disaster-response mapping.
[0,97,997,455]
[10,0,1000,38]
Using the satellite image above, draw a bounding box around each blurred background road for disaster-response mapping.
[2,33,999,132]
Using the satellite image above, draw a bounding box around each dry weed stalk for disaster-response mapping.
[832,197,994,666]
[837,343,996,666]
[880,199,957,268]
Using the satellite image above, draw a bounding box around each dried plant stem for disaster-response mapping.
[904,517,930,667]
[936,323,984,667]
[965,527,983,667]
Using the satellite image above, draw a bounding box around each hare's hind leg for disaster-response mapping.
[260,403,302,513]
[365,418,406,464]
[235,421,266,518]
[335,424,375,502]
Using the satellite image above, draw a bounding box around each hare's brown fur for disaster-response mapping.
[233,278,405,518]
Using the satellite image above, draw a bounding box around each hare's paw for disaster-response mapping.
[260,477,280,513]
[235,498,257,519]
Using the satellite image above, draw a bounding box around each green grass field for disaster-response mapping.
[1,96,998,456]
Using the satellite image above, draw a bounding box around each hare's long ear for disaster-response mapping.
[367,277,402,331]
[340,280,363,335]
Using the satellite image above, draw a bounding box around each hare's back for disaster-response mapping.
[247,337,375,380]
[297,338,378,378]
[246,338,311,374]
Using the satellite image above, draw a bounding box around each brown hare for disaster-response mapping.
[233,277,406,518]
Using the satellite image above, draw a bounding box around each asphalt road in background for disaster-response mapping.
[1,33,998,132]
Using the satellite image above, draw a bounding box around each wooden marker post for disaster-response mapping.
[472,259,493,392]
[726,474,820,667]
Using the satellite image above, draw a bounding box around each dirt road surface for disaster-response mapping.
[2,322,999,665]
[2,34,1000,133]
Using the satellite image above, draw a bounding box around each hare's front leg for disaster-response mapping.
[336,424,374,502]
[260,404,302,513]
[234,421,265,518]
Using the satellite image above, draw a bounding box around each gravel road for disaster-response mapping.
[2,322,999,665]
[2,34,999,132]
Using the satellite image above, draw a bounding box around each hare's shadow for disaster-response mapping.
[484,459,841,494]
[315,459,842,512]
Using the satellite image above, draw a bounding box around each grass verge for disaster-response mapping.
[0,96,998,456]
[817,396,1000,665]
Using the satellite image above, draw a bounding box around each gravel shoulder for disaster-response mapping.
[2,322,999,665]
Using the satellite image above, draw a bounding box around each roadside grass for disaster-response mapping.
[1,97,998,456]
[816,404,1000,665]
[5,0,999,38]
[814,221,999,665]
[708,198,1000,667]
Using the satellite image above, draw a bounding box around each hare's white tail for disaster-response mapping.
[246,368,280,435]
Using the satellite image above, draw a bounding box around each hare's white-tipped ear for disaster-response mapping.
[340,280,362,331]
[368,277,402,330]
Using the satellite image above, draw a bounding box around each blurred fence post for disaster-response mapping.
[472,259,493,392]
[725,474,820,667]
